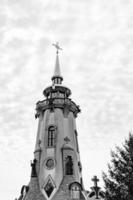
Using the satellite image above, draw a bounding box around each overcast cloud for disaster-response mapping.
[0,0,133,199]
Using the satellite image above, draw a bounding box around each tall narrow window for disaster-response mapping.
[65,156,73,175]
[48,126,56,147]
[75,130,79,153]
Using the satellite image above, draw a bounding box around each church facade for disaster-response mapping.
[16,44,104,200]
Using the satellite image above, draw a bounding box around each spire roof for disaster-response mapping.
[51,42,63,84]
[53,53,61,77]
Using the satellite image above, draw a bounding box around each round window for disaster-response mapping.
[45,158,55,169]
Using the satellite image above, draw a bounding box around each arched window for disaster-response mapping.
[69,182,82,200]
[65,156,73,175]
[48,126,56,147]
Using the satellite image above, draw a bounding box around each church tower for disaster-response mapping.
[18,43,87,200]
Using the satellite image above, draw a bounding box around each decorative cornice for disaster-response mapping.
[35,97,81,118]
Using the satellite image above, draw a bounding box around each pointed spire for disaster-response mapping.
[51,42,63,84]
[54,53,61,77]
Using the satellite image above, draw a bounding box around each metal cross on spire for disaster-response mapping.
[52,42,62,54]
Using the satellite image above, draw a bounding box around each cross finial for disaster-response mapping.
[92,175,99,187]
[91,176,100,199]
[52,42,62,54]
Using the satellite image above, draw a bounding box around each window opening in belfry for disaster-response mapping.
[48,126,56,147]
[65,156,73,175]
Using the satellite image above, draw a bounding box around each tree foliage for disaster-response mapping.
[103,133,133,200]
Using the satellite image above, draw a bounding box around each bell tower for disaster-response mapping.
[20,43,86,200]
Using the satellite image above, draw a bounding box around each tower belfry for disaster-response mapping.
[17,44,87,200]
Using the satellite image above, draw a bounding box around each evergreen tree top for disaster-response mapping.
[103,133,133,200]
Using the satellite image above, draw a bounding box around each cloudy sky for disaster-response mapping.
[1,0,133,199]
